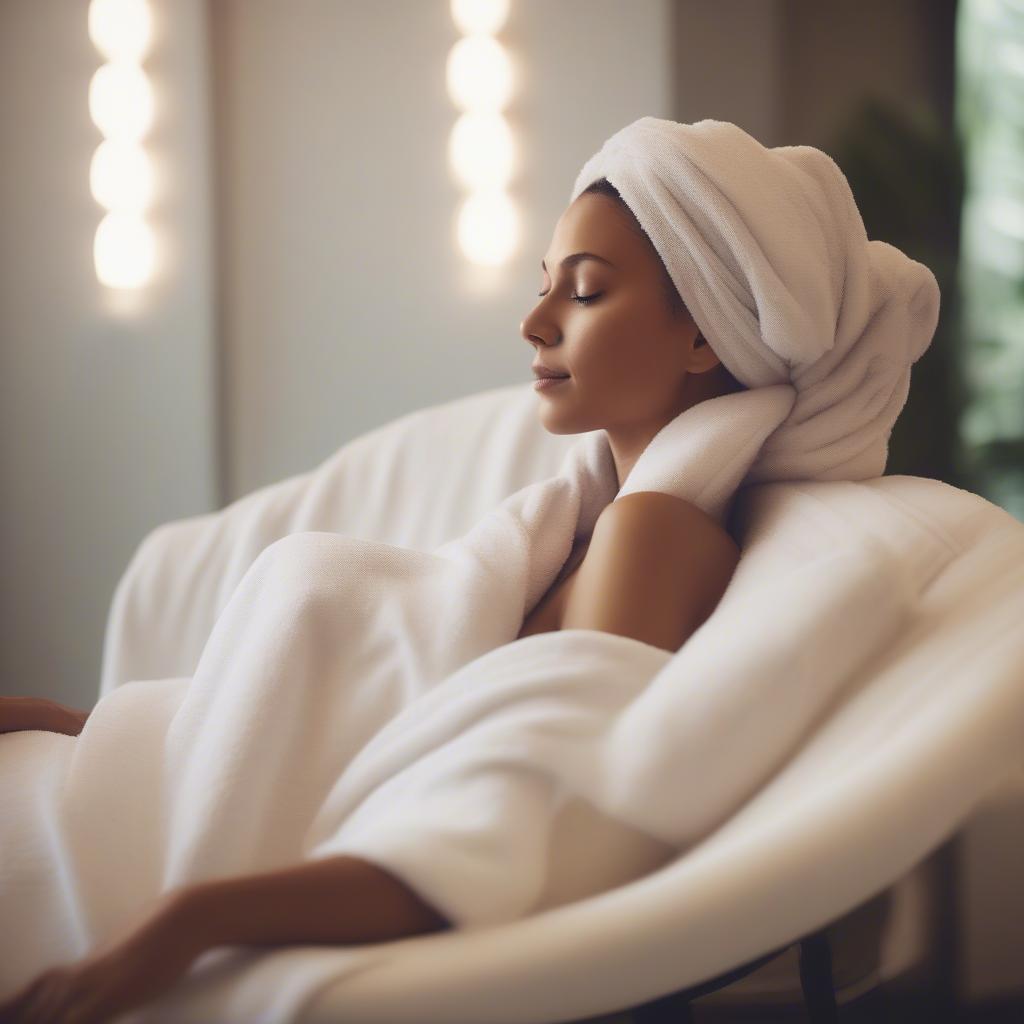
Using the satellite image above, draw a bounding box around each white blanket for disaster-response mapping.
[3,387,1024,1024]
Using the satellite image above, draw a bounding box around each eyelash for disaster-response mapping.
[536,291,601,305]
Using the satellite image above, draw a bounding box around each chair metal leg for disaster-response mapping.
[620,930,837,1024]
[630,943,789,1023]
[632,990,694,1023]
[798,930,838,1023]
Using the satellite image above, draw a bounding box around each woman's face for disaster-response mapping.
[520,191,720,439]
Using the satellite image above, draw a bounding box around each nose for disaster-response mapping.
[520,302,556,350]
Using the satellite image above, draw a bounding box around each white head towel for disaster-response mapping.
[570,116,942,485]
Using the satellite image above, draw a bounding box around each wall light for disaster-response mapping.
[88,62,154,141]
[90,140,154,211]
[447,1,518,268]
[448,111,515,190]
[445,36,514,113]
[88,0,152,63]
[450,0,509,36]
[94,212,156,289]
[457,190,518,266]
[88,0,155,291]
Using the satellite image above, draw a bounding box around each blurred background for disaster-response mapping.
[1,0,1022,1018]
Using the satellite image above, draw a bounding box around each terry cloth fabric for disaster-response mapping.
[571,115,941,485]
[5,121,1017,1024]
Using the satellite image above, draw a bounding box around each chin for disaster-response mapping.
[536,408,595,438]
[535,406,574,435]
[539,421,579,436]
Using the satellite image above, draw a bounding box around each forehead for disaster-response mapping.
[542,192,646,269]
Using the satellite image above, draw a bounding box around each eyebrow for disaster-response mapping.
[540,251,617,272]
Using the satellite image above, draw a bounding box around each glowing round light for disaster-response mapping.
[457,190,518,266]
[94,212,156,288]
[449,112,515,190]
[89,140,154,211]
[88,0,152,62]
[445,36,513,112]
[88,62,154,141]
[450,0,509,36]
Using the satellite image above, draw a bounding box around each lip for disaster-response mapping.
[531,364,569,379]
[533,376,570,392]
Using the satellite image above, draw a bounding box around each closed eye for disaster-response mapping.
[536,291,602,305]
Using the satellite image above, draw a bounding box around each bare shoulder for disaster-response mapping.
[562,490,741,652]
[598,489,741,565]
[603,491,739,554]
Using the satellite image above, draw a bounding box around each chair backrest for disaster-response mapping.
[100,383,580,696]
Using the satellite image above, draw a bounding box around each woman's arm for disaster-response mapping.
[174,853,452,950]
[0,696,91,736]
[0,856,451,1023]
[563,490,740,653]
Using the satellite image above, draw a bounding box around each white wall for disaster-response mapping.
[671,0,939,153]
[0,0,218,709]
[672,0,787,145]
[0,0,673,699]
[210,0,674,501]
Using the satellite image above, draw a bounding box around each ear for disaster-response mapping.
[687,331,724,374]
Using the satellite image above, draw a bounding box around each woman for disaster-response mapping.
[516,175,745,645]
[0,111,938,1022]
[0,172,745,1024]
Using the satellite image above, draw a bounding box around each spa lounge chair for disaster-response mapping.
[99,382,1024,1023]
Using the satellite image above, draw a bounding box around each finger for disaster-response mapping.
[59,979,108,1024]
[53,974,102,1024]
[25,973,72,1024]
[0,975,51,1024]
[63,1002,96,1024]
[0,983,40,1021]
[17,988,55,1024]
[25,989,64,1024]
[58,960,114,1024]
[0,987,24,1020]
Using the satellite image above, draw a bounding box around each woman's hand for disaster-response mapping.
[0,696,90,737]
[0,891,202,1024]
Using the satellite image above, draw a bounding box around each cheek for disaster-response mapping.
[576,320,660,385]
[570,307,636,375]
